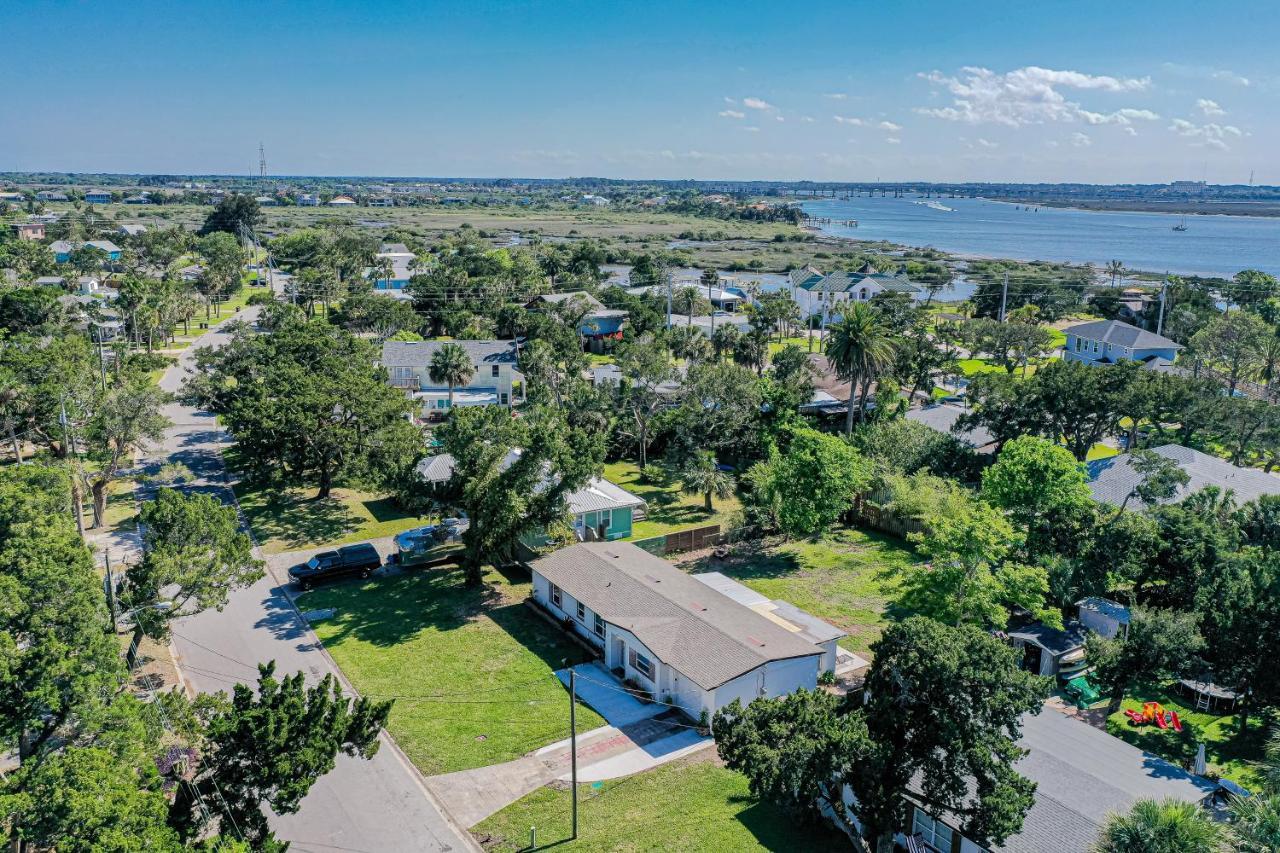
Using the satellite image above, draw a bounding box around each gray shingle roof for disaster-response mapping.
[1087,444,1280,508]
[381,339,518,368]
[530,542,821,690]
[1076,597,1131,625]
[1065,320,1182,352]
[905,404,996,449]
[529,291,605,310]
[997,710,1218,853]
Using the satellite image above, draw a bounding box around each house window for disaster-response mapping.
[491,365,500,377]
[1074,337,1083,351]
[576,601,586,621]
[912,808,954,853]
[598,509,611,532]
[633,652,653,678]
[550,584,561,608]
[499,392,509,405]
[1092,340,1099,353]
[593,613,605,638]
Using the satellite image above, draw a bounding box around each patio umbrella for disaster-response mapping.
[1194,742,1207,776]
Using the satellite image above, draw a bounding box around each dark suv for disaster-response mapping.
[288,543,382,590]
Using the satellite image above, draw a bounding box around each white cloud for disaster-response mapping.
[719,109,746,119]
[743,97,773,110]
[800,116,815,123]
[833,115,865,125]
[976,137,998,148]
[1162,63,1250,86]
[1122,126,1138,136]
[823,92,847,100]
[723,96,737,105]
[1046,140,1060,148]
[916,65,1153,127]
[1196,98,1225,116]
[775,115,785,122]
[886,137,901,145]
[743,126,760,132]
[878,121,902,131]
[1071,132,1092,147]
[1169,118,1242,150]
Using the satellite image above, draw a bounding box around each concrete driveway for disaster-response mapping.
[427,662,711,828]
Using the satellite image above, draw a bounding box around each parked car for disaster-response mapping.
[288,543,382,590]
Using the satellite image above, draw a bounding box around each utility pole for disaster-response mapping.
[1157,276,1169,337]
[998,271,1009,322]
[569,668,579,840]
[665,268,673,330]
[60,399,85,541]
[94,325,107,391]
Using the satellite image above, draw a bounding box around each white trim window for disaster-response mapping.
[633,652,653,678]
[576,601,586,621]
[550,584,562,609]
[593,613,605,638]
[912,808,954,853]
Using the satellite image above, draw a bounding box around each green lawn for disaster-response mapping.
[1106,681,1268,790]
[474,755,848,852]
[233,484,425,554]
[766,335,817,356]
[956,358,1008,377]
[603,461,742,540]
[675,527,916,657]
[301,563,604,775]
[1086,443,1120,462]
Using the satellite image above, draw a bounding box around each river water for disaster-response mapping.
[802,196,1280,279]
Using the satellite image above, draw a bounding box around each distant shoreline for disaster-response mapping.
[984,196,1280,218]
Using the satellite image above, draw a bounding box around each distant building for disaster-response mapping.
[381,339,523,416]
[791,263,922,320]
[296,193,320,206]
[116,223,147,237]
[905,403,997,452]
[328,195,356,206]
[665,312,752,337]
[525,291,628,353]
[367,196,395,207]
[1063,319,1182,366]
[50,239,122,264]
[1087,444,1280,509]
[628,282,746,313]
[83,190,112,204]
[35,190,69,202]
[9,222,45,241]
[254,195,279,206]
[580,193,610,206]
[0,191,25,204]
[369,243,415,291]
[123,194,151,205]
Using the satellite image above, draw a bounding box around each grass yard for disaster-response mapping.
[603,460,742,540]
[1086,443,1120,462]
[1106,681,1268,791]
[102,478,139,532]
[766,335,818,356]
[675,527,916,657]
[301,563,604,775]
[233,484,425,554]
[474,754,848,852]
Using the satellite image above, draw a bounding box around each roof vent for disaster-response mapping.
[644,573,661,584]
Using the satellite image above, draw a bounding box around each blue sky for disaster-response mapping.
[2,1,1277,183]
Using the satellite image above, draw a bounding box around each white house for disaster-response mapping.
[381,339,522,416]
[529,542,836,722]
[328,195,356,206]
[791,264,922,320]
[296,193,320,206]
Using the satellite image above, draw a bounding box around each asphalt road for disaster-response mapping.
[154,306,477,853]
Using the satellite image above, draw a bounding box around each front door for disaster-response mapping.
[611,637,626,674]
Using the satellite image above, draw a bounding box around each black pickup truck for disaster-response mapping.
[288,543,382,590]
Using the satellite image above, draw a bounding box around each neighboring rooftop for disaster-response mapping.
[1065,319,1182,352]
[1087,444,1280,508]
[905,403,996,450]
[1076,596,1132,626]
[998,709,1218,853]
[530,542,822,690]
[692,572,846,646]
[415,452,643,515]
[1006,621,1089,656]
[381,339,519,368]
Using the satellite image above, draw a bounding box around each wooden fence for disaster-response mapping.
[632,524,723,557]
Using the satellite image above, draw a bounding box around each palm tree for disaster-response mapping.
[1097,798,1225,853]
[701,268,720,335]
[677,451,734,512]
[1107,259,1126,288]
[428,343,475,410]
[711,324,740,361]
[824,303,897,435]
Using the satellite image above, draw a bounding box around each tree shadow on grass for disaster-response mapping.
[300,563,495,649]
[362,495,414,524]
[239,489,364,551]
[733,798,849,850]
[488,599,596,675]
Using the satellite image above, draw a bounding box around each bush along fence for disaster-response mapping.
[851,498,926,541]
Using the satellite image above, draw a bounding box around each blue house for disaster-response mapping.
[526,292,628,354]
[50,239,122,264]
[84,191,112,204]
[1063,320,1182,366]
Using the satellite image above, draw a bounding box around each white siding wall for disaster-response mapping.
[410,362,513,396]
[531,570,605,652]
[818,639,839,673]
[712,654,819,712]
